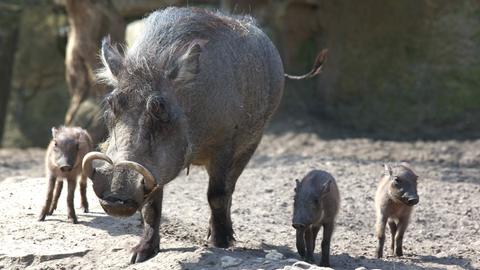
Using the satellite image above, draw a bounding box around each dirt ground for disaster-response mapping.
[1,123,479,270]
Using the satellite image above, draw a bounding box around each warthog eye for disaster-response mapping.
[147,96,169,122]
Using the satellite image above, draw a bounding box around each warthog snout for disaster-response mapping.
[407,197,419,206]
[59,165,72,172]
[82,152,159,216]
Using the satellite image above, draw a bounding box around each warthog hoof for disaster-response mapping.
[38,213,46,222]
[320,260,330,267]
[47,207,55,215]
[304,255,315,264]
[207,225,235,248]
[68,216,78,224]
[130,244,159,263]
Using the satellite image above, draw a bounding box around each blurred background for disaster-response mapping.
[1,0,479,148]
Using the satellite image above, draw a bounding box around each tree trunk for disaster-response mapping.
[0,3,21,147]
[64,0,125,143]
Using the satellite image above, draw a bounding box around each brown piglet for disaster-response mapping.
[38,126,93,223]
[292,170,340,267]
[375,163,419,258]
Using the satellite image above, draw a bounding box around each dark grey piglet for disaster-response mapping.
[375,163,419,258]
[292,170,340,267]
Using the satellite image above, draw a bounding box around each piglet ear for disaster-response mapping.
[384,164,393,176]
[320,179,331,194]
[400,162,418,177]
[295,179,301,187]
[294,179,301,192]
[51,127,58,138]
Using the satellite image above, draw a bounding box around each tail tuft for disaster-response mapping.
[284,49,328,80]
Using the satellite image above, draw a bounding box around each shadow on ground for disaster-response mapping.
[413,255,476,270]
[179,244,297,270]
[83,212,143,236]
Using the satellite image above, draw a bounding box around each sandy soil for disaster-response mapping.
[1,128,479,270]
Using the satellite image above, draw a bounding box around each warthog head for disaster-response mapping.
[292,178,331,229]
[82,37,203,217]
[51,127,88,173]
[385,163,419,206]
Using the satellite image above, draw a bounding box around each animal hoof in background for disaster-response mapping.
[395,250,403,257]
[69,216,78,224]
[47,208,55,215]
[209,234,235,248]
[304,255,315,264]
[320,261,330,267]
[38,213,46,222]
[130,245,159,263]
[83,206,89,213]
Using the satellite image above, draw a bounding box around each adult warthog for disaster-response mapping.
[83,7,326,263]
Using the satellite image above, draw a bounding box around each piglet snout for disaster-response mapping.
[60,165,72,172]
[407,197,419,206]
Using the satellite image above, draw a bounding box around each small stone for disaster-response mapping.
[355,267,368,270]
[220,256,242,268]
[253,257,264,263]
[310,266,334,270]
[265,249,284,260]
[293,261,312,269]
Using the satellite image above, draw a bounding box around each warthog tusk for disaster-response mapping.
[115,161,157,191]
[82,151,114,178]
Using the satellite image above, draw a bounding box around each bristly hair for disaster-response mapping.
[97,7,258,103]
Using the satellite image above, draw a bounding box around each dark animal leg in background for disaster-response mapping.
[312,225,321,241]
[66,177,78,224]
[206,141,260,248]
[48,180,63,215]
[304,226,315,263]
[79,174,89,213]
[131,189,163,263]
[296,228,306,258]
[320,222,334,267]
[39,174,56,221]
[376,216,387,258]
[388,220,397,256]
[395,217,409,257]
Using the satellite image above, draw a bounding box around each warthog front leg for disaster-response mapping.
[320,222,334,267]
[66,176,78,224]
[388,220,397,256]
[395,216,410,257]
[296,227,306,258]
[79,173,89,213]
[304,225,315,263]
[48,180,63,215]
[131,189,163,263]
[376,215,387,258]
[39,174,56,221]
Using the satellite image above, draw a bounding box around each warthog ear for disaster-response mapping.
[294,179,301,192]
[51,127,58,138]
[384,163,393,177]
[320,179,331,195]
[98,36,124,86]
[169,39,208,83]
